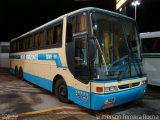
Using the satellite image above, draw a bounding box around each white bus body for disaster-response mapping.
[140,31,160,86]
[0,42,10,68]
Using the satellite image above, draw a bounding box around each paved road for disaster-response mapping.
[0,68,75,115]
[0,68,160,119]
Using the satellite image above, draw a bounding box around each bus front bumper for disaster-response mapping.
[91,85,147,110]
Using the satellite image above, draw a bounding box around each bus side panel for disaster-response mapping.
[0,53,9,68]
[144,57,160,86]
[23,71,53,92]
[67,85,91,109]
[10,59,22,74]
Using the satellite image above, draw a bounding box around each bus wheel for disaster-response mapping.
[19,68,24,80]
[55,79,70,103]
[15,67,18,77]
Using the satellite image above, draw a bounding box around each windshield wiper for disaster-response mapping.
[120,22,142,78]
[117,55,130,81]
[94,37,109,75]
[116,22,133,81]
[117,49,142,81]
[129,48,143,76]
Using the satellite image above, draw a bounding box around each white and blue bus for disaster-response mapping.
[140,31,160,86]
[0,42,10,68]
[10,7,147,110]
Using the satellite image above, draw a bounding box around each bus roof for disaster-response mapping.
[11,7,134,42]
[0,42,10,46]
[68,7,134,20]
[140,31,160,39]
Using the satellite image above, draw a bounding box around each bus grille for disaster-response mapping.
[132,82,140,87]
[118,82,140,90]
[118,84,129,89]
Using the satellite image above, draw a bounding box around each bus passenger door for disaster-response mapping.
[73,35,91,109]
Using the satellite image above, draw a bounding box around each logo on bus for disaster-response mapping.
[75,90,89,101]
[26,54,38,60]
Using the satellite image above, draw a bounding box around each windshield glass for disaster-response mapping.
[91,11,144,80]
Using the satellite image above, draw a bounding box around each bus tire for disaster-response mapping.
[55,79,70,103]
[15,66,18,77]
[19,68,24,80]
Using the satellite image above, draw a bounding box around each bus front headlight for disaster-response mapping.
[141,80,146,86]
[104,86,118,93]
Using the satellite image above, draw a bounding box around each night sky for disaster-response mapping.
[0,0,160,42]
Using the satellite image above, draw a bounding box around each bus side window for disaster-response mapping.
[142,39,148,53]
[16,41,19,52]
[19,39,23,51]
[13,41,17,52]
[1,45,9,53]
[67,16,75,42]
[75,37,88,75]
[28,36,32,49]
[34,33,39,48]
[151,39,160,53]
[24,37,28,49]
[76,13,87,33]
[46,28,53,45]
[10,42,13,52]
[53,23,62,46]
[74,36,89,83]
[39,32,45,48]
[158,40,160,52]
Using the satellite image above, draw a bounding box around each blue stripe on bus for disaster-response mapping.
[10,68,53,92]
[38,53,62,67]
[10,68,90,109]
[9,53,62,67]
[10,68,146,110]
[68,85,146,110]
[90,85,146,110]
[9,55,21,59]
[68,86,91,109]
[10,68,91,109]
[23,72,53,92]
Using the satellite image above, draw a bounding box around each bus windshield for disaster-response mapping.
[91,12,144,80]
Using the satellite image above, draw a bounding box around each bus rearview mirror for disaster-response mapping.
[89,38,96,62]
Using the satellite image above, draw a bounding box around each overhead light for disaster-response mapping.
[131,1,140,6]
